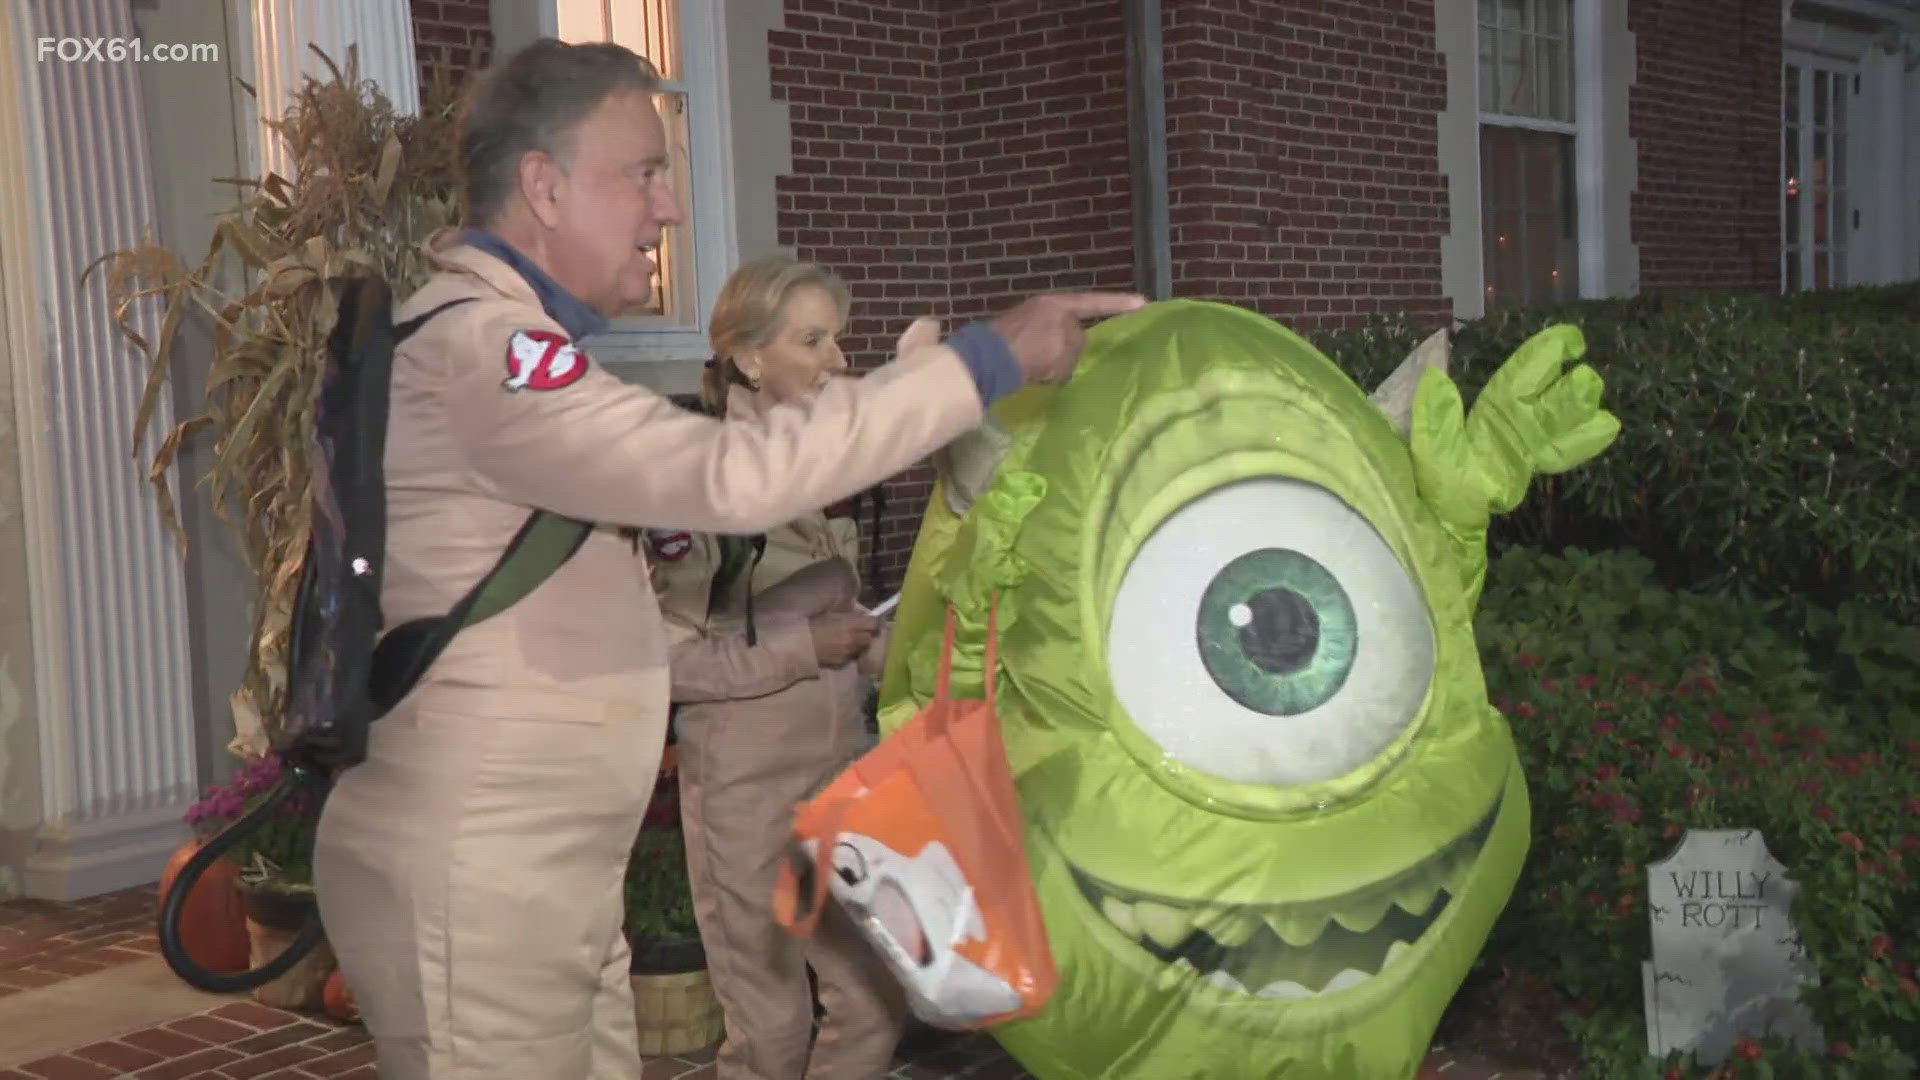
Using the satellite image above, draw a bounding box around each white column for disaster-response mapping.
[247,0,421,181]
[14,0,199,899]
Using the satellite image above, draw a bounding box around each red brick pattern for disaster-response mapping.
[0,887,159,999]
[410,0,493,96]
[2,893,1541,1079]
[0,1004,375,1080]
[1628,0,1783,293]
[769,0,1138,585]
[1163,0,1453,329]
[938,2,1136,317]
[0,1009,1536,1080]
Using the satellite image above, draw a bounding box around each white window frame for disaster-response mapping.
[1780,49,1857,292]
[540,0,739,363]
[1473,0,1609,305]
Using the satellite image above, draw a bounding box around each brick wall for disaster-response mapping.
[771,0,1135,590]
[1628,0,1782,292]
[404,0,1786,594]
[411,0,493,96]
[939,3,1136,319]
[1162,0,1452,330]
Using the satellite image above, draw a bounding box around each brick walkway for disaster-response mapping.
[1,888,1542,1079]
[0,887,161,999]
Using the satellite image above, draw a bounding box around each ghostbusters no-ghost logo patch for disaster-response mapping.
[647,529,693,561]
[503,329,588,392]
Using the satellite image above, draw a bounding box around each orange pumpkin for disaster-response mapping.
[156,837,252,973]
[323,967,360,1023]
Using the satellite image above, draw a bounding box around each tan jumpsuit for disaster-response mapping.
[652,384,905,1080]
[310,234,983,1080]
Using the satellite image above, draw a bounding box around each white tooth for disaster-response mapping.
[1395,873,1443,918]
[1261,907,1328,948]
[1156,956,1199,992]
[1255,979,1316,1000]
[1319,968,1373,994]
[1198,907,1260,947]
[1204,969,1249,994]
[1134,901,1195,950]
[1383,940,1414,969]
[1330,893,1395,935]
[1101,896,1141,939]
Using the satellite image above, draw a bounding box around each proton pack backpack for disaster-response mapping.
[158,277,592,992]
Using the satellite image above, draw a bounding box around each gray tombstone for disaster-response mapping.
[1643,828,1825,1064]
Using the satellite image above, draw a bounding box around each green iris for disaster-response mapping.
[1195,548,1357,715]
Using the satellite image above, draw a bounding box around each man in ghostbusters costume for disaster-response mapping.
[310,38,1142,1080]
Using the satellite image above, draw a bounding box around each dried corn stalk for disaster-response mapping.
[92,47,472,751]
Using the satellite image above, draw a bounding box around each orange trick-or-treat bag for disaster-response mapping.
[773,598,1057,1029]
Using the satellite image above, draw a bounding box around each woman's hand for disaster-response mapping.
[756,558,858,620]
[810,611,879,668]
[857,617,893,680]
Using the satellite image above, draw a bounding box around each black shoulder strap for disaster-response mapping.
[364,294,594,714]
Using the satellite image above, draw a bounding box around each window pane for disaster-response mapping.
[1481,125,1577,309]
[1833,133,1846,192]
[1785,247,1802,291]
[1833,190,1848,276]
[1813,71,1828,127]
[1480,25,1498,111]
[1483,125,1519,207]
[1498,29,1527,113]
[1784,124,1801,245]
[1832,71,1847,134]
[635,89,696,322]
[1784,66,1799,125]
[1524,129,1561,211]
[1479,0,1498,26]
[1535,0,1567,36]
[1814,249,1830,288]
[1500,0,1527,31]
[1540,36,1570,121]
[610,0,681,80]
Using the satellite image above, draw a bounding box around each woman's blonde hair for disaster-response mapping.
[701,256,851,413]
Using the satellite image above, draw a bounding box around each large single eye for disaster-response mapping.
[1107,477,1434,788]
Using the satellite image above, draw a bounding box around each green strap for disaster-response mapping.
[461,512,595,627]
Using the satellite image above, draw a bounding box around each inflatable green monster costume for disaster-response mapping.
[874,300,1619,1078]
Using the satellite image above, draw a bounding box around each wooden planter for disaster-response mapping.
[630,936,722,1056]
[240,886,337,1011]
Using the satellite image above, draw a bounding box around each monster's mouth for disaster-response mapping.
[1067,794,1501,999]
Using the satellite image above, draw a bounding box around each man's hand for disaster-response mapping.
[991,291,1147,384]
[811,611,879,668]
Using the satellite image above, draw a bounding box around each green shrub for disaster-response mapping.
[1314,284,1920,625]
[1475,547,1918,739]
[1473,548,1920,1077]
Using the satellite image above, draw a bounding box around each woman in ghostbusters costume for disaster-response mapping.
[649,257,911,1079]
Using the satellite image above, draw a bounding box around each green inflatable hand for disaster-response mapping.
[877,300,1617,1079]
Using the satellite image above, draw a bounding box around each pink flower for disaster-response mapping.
[1591,719,1615,737]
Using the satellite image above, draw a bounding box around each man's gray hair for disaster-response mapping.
[458,38,662,224]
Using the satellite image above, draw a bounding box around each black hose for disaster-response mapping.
[156,762,330,992]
